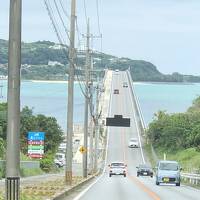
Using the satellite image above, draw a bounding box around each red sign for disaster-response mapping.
[28,141,44,145]
[28,154,43,158]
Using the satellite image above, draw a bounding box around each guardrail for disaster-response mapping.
[181,173,200,185]
[126,70,147,134]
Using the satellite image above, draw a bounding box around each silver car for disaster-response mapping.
[155,160,181,186]
[108,162,127,177]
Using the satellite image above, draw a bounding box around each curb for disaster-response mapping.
[50,173,99,200]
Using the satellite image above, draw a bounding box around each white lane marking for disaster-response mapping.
[73,71,113,200]
[127,74,146,164]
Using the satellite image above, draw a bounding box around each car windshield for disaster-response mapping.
[140,165,150,169]
[111,163,125,168]
[159,163,179,171]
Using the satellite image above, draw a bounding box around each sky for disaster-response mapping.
[0,0,200,75]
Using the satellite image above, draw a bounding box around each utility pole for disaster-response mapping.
[89,57,94,174]
[83,19,90,178]
[65,0,76,184]
[94,85,100,173]
[6,0,22,199]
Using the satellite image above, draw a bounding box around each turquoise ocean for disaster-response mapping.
[134,82,200,126]
[0,80,200,130]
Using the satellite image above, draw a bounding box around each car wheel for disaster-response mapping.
[109,174,112,177]
[151,175,153,178]
[137,173,139,177]
[124,174,126,177]
[176,182,180,186]
[156,181,160,185]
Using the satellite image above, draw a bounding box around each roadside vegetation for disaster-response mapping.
[147,97,200,172]
[0,103,63,177]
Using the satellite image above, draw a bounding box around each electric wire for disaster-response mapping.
[96,0,101,35]
[44,0,96,119]
[44,0,89,95]
[53,0,70,41]
[44,0,67,51]
[59,0,70,20]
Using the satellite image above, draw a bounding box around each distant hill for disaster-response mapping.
[0,39,200,82]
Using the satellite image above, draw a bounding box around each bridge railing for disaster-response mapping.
[126,70,147,135]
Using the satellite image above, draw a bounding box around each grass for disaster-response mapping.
[20,168,44,177]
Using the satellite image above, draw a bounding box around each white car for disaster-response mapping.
[128,138,139,148]
[54,153,66,168]
[123,82,128,88]
[108,162,127,177]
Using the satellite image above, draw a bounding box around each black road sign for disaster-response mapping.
[106,115,130,127]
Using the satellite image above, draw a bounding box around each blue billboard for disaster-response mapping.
[28,132,45,141]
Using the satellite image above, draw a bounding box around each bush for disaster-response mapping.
[40,154,54,172]
[0,162,6,179]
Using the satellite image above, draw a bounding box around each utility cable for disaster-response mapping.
[53,0,70,41]
[59,0,70,20]
[96,0,101,35]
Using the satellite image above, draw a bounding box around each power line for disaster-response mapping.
[44,0,66,49]
[59,0,70,20]
[96,0,101,35]
[53,0,70,41]
[44,0,94,116]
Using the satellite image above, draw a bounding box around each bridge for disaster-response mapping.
[63,70,199,200]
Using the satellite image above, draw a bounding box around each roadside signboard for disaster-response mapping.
[28,132,45,158]
[79,146,87,154]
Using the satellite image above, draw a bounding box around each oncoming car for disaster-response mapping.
[136,164,153,177]
[108,162,127,177]
[128,138,139,148]
[155,160,182,186]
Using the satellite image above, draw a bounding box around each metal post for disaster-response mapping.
[83,19,90,178]
[65,0,76,185]
[94,86,100,173]
[89,58,94,173]
[6,0,22,199]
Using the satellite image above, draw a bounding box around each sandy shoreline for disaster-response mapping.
[29,80,82,84]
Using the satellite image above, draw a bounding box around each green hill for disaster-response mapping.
[0,39,200,82]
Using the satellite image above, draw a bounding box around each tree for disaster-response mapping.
[20,107,63,155]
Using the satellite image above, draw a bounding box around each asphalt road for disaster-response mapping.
[72,71,200,200]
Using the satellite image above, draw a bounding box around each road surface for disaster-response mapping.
[71,71,200,200]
